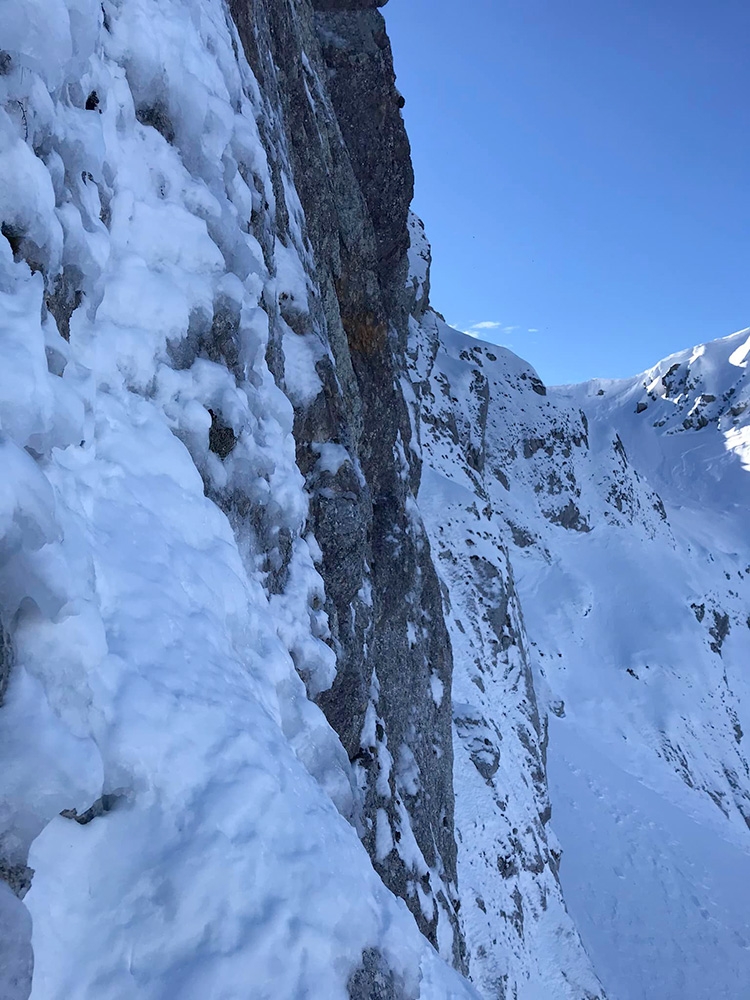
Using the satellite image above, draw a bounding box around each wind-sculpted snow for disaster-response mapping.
[0,2,479,997]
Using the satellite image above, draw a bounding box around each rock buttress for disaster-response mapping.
[229,0,465,968]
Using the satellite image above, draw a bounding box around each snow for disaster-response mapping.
[410,307,750,999]
[312,441,351,476]
[533,330,750,999]
[376,807,395,861]
[274,238,310,317]
[0,2,480,997]
[0,883,32,1000]
[548,718,750,1000]
[725,425,750,472]
[430,673,444,707]
[728,331,750,368]
[396,744,421,798]
[281,328,324,406]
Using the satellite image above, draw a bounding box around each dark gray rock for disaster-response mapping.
[313,4,413,305]
[455,712,502,783]
[59,792,123,826]
[44,265,84,343]
[228,0,464,961]
[0,621,11,706]
[0,859,33,901]
[315,1,389,11]
[709,609,731,655]
[348,948,411,1000]
[1,223,45,274]
[545,499,591,533]
[207,410,237,460]
[134,101,175,144]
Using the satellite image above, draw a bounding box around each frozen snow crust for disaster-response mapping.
[0,2,478,997]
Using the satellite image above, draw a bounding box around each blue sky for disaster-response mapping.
[384,0,750,385]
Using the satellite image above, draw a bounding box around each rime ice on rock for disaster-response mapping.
[0,2,476,998]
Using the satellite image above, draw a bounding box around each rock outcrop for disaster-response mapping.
[228,0,462,960]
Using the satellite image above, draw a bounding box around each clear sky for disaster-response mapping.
[384,0,750,385]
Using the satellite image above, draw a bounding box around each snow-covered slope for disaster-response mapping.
[408,311,608,1000]
[544,331,750,1000]
[409,291,750,999]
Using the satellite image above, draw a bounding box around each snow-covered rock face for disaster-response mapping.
[408,313,610,999]
[408,291,750,997]
[0,1,470,998]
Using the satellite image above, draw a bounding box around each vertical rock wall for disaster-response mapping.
[229,0,464,963]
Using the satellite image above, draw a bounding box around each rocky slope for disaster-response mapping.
[1,1,749,998]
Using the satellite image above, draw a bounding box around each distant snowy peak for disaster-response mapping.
[574,327,750,437]
[557,328,750,524]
